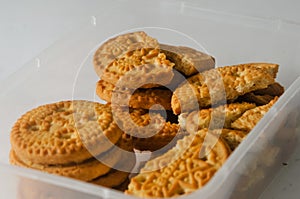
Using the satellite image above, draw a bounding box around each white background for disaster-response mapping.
[0,0,299,198]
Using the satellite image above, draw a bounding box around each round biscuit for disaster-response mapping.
[112,107,181,151]
[93,31,159,78]
[96,79,172,110]
[160,43,215,76]
[10,100,123,165]
[101,48,175,89]
[126,129,231,198]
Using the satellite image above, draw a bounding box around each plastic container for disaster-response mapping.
[0,1,299,199]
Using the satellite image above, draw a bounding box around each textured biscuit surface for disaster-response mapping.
[218,129,247,150]
[172,63,276,114]
[101,48,175,89]
[113,107,181,151]
[93,31,159,77]
[160,44,215,76]
[10,100,123,165]
[231,97,278,132]
[179,102,256,132]
[126,129,231,198]
[96,80,172,110]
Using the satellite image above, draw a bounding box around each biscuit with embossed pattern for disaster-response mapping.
[126,129,231,198]
[160,43,215,76]
[96,80,172,110]
[172,63,276,114]
[179,102,256,132]
[112,107,181,151]
[93,31,159,77]
[231,97,279,132]
[101,48,175,89]
[10,100,123,165]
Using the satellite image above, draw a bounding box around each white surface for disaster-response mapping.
[0,1,300,199]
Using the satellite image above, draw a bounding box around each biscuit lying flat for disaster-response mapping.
[10,101,123,165]
[126,129,231,198]
[179,102,256,132]
[172,63,277,114]
[10,145,112,181]
[93,31,159,77]
[101,48,175,89]
[160,44,215,76]
[96,80,172,110]
[231,97,278,132]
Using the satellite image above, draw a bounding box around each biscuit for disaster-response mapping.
[93,31,159,77]
[249,63,279,78]
[112,107,181,151]
[90,163,132,188]
[179,102,256,132]
[114,178,130,192]
[126,129,231,198]
[90,134,136,187]
[96,80,172,110]
[172,63,276,114]
[231,97,279,132]
[218,129,247,150]
[237,82,284,105]
[10,100,123,165]
[101,48,175,89]
[160,43,215,76]
[10,136,134,181]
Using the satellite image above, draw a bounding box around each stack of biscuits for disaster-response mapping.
[9,101,136,190]
[94,31,216,151]
[9,31,286,198]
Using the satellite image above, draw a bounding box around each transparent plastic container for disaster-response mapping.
[0,1,299,199]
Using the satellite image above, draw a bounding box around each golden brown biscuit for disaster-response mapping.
[10,149,111,182]
[101,48,175,89]
[126,129,231,198]
[160,43,215,76]
[231,97,279,132]
[96,80,172,110]
[218,129,247,150]
[112,107,181,151]
[172,63,277,115]
[10,101,123,165]
[10,136,134,181]
[179,102,256,132]
[93,31,159,77]
[249,62,279,78]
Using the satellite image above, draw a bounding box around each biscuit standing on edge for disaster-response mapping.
[231,96,279,132]
[10,101,123,165]
[126,129,231,198]
[179,102,256,132]
[171,63,277,115]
